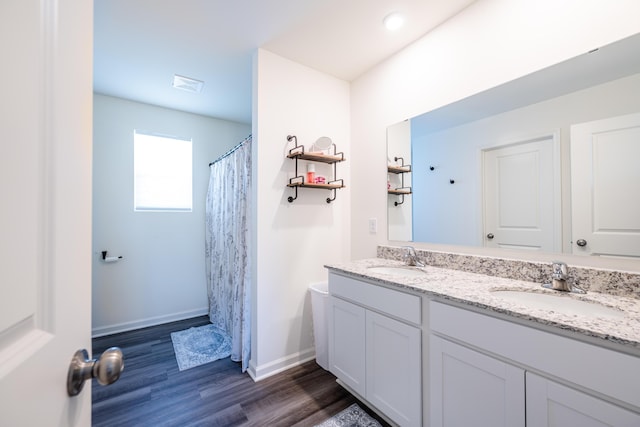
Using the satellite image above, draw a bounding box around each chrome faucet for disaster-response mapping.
[542,261,586,294]
[402,246,424,267]
[550,261,571,291]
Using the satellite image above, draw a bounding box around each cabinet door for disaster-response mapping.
[430,335,525,427]
[366,310,421,427]
[329,296,366,396]
[526,372,640,427]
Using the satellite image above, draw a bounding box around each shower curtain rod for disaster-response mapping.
[208,134,252,166]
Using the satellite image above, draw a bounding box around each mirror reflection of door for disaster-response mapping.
[571,113,640,258]
[482,134,561,251]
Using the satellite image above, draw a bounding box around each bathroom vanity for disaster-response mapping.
[328,272,422,427]
[326,253,640,427]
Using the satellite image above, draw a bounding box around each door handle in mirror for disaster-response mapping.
[67,347,124,396]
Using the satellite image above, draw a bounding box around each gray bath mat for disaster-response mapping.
[314,403,383,427]
[170,324,231,371]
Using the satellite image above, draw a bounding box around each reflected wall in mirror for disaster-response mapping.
[387,32,640,256]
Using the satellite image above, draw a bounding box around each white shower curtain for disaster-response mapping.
[205,136,251,372]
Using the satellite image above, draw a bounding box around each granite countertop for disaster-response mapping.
[325,258,640,352]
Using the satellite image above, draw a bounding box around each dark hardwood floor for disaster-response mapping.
[92,316,390,426]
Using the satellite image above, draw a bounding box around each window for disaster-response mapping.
[134,130,192,212]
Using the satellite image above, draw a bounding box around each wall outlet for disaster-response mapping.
[368,218,377,234]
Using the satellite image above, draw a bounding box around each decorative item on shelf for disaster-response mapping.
[307,164,315,184]
[285,135,345,204]
[387,156,412,206]
[309,136,333,154]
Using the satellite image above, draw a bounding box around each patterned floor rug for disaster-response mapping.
[170,324,231,371]
[314,404,383,427]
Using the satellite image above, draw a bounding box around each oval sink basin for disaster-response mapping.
[367,266,427,277]
[491,290,624,319]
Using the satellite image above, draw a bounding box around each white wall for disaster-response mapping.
[350,0,640,270]
[251,49,350,379]
[92,94,250,336]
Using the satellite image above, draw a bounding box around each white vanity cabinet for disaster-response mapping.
[328,272,422,427]
[429,300,640,427]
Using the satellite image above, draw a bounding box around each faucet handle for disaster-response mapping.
[401,246,416,265]
[551,261,568,280]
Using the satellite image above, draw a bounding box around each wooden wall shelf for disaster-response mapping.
[388,156,411,206]
[288,181,345,190]
[388,188,412,195]
[286,135,345,203]
[388,165,411,174]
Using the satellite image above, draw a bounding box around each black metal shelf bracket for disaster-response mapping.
[288,188,298,203]
[325,179,343,204]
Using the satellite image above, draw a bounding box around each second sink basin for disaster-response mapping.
[491,290,624,319]
[367,266,427,277]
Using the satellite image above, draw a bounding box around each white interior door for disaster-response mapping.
[571,113,640,257]
[0,0,94,425]
[483,134,560,251]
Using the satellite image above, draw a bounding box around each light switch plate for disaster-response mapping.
[368,218,377,234]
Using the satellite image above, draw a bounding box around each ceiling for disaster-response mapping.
[94,0,476,124]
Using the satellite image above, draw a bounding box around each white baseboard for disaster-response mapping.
[92,307,209,338]
[247,347,316,382]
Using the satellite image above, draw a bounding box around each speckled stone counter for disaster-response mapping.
[325,258,640,352]
[377,245,640,298]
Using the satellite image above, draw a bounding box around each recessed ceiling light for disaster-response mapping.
[172,74,204,93]
[383,12,405,31]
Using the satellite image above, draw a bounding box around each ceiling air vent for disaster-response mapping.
[172,74,204,93]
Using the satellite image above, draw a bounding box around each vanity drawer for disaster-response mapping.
[329,272,421,325]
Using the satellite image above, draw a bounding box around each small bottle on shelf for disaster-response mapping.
[307,164,315,184]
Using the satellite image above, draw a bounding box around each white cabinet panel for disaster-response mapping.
[430,335,525,427]
[526,372,640,427]
[366,310,421,427]
[329,296,366,396]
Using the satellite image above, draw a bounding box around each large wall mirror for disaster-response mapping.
[387,32,640,257]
